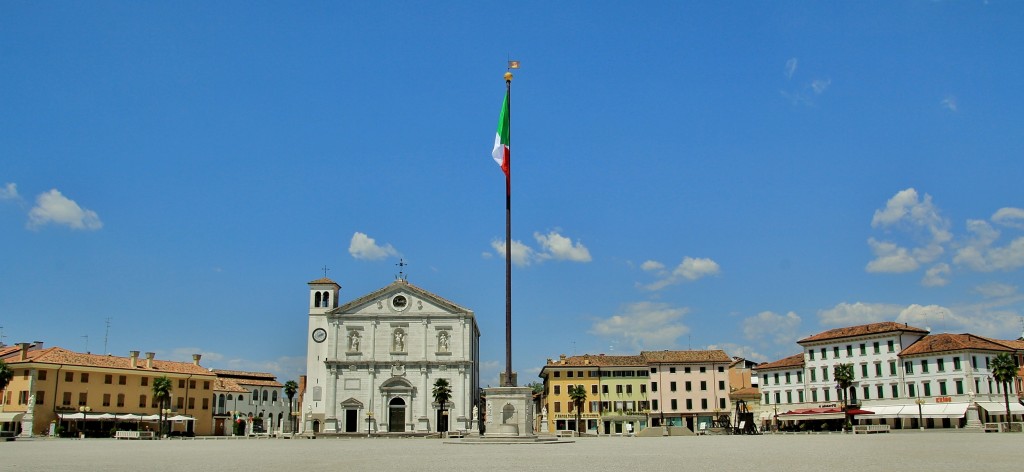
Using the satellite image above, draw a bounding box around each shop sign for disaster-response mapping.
[935,397,952,403]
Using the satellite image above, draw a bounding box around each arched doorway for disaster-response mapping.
[388,397,406,433]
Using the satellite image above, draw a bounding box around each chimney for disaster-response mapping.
[145,352,155,369]
[192,354,202,366]
[19,342,30,361]
[32,341,44,350]
[130,351,140,368]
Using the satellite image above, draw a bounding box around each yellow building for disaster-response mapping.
[539,354,649,435]
[0,343,216,437]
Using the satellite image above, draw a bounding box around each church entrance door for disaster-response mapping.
[345,409,358,433]
[436,409,449,433]
[388,397,406,432]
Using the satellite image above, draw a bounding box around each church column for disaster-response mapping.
[324,365,338,432]
[368,366,377,432]
[423,320,430,424]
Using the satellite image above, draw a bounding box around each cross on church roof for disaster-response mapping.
[321,265,330,278]
[395,258,408,282]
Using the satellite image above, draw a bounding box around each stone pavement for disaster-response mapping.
[1,432,1018,471]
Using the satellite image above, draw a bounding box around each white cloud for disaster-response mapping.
[867,189,952,273]
[534,231,592,262]
[953,219,1024,272]
[589,301,690,351]
[491,239,535,267]
[865,238,919,273]
[818,302,906,326]
[811,78,831,94]
[941,95,958,112]
[348,232,399,260]
[27,189,102,230]
[921,263,951,287]
[784,58,798,79]
[643,256,721,290]
[820,300,1023,338]
[0,182,19,200]
[640,260,665,272]
[742,311,802,346]
[992,207,1024,229]
[871,189,948,238]
[974,283,1017,298]
[706,343,768,363]
[490,230,591,266]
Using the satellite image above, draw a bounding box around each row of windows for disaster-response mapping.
[807,341,896,361]
[552,384,648,396]
[763,378,1013,405]
[550,366,727,379]
[17,369,212,390]
[3,388,212,411]
[651,366,725,374]
[763,355,993,387]
[551,370,649,378]
[651,397,727,411]
[652,380,726,392]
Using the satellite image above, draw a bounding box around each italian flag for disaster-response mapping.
[491,90,510,177]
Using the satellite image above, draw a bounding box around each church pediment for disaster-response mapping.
[328,280,472,318]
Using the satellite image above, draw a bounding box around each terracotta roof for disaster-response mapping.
[211,369,277,379]
[755,353,805,371]
[214,378,249,393]
[641,350,732,363]
[0,345,20,358]
[6,347,215,376]
[900,333,1014,357]
[308,277,339,285]
[991,338,1024,350]
[544,354,647,367]
[214,377,281,392]
[798,322,929,344]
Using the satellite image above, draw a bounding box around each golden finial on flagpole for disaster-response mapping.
[504,71,513,82]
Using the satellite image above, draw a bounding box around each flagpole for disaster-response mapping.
[503,70,514,387]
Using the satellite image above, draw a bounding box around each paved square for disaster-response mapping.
[1,432,1018,471]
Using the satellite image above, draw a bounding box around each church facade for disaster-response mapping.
[304,277,480,434]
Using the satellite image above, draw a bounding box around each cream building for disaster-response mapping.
[304,277,480,434]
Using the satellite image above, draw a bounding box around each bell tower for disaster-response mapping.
[309,277,340,313]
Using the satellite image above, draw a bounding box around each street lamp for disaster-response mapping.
[914,397,925,431]
[78,406,91,438]
[366,411,374,438]
[162,408,172,437]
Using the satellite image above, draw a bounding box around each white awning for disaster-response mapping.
[858,405,905,419]
[977,401,1024,415]
[777,412,844,421]
[905,403,968,419]
[0,412,24,423]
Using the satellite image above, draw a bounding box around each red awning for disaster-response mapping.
[846,408,875,415]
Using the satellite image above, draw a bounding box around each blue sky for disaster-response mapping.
[2,2,1023,386]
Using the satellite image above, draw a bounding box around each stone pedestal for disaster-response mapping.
[483,386,534,438]
[539,413,549,433]
[964,403,983,431]
[417,416,430,432]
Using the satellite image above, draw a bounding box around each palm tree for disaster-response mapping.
[834,363,855,429]
[284,380,299,433]
[568,384,588,435]
[0,360,12,395]
[990,353,1018,432]
[151,376,173,437]
[432,378,452,436]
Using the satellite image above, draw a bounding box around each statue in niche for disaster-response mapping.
[438,331,449,352]
[393,329,405,351]
[348,331,360,352]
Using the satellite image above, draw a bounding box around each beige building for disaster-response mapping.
[0,343,216,437]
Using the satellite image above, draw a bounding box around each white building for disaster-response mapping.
[757,321,1024,430]
[304,277,480,434]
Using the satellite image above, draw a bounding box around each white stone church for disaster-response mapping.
[303,277,480,434]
